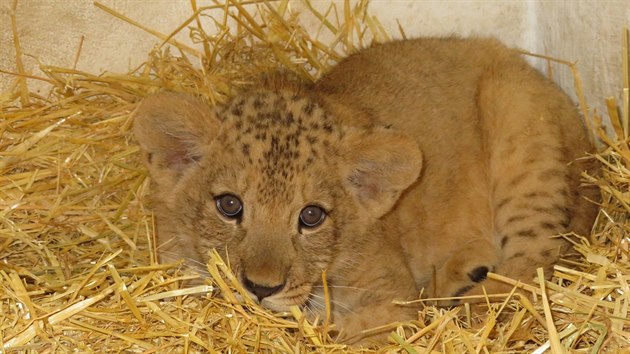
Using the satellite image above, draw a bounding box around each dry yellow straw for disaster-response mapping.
[1,1,629,352]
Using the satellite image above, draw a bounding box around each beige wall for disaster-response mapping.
[1,1,628,117]
[535,1,630,119]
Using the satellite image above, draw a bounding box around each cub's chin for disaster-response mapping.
[240,283,314,313]
[259,298,295,312]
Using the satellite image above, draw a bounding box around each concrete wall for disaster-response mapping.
[1,1,628,117]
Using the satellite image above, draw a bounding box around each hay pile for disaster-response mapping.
[1,1,628,352]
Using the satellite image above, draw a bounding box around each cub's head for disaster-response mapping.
[133,89,421,311]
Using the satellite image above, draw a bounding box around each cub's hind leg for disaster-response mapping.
[425,53,595,305]
[487,134,573,293]
[427,59,591,304]
[471,55,593,297]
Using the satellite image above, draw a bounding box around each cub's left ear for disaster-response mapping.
[340,127,422,218]
[133,91,219,188]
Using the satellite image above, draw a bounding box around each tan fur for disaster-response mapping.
[133,37,598,344]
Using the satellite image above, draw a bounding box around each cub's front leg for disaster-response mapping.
[332,295,418,345]
[321,239,419,345]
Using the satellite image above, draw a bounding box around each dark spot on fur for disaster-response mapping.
[551,203,571,215]
[272,111,283,124]
[540,250,552,257]
[507,214,529,223]
[323,123,333,133]
[509,171,530,187]
[524,156,538,165]
[501,236,509,248]
[468,266,489,283]
[273,96,287,109]
[241,143,250,156]
[231,106,243,116]
[508,251,525,259]
[497,197,513,210]
[531,206,551,213]
[539,169,566,181]
[524,191,552,199]
[516,229,536,237]
[540,221,557,230]
[285,112,295,125]
[253,98,264,109]
[558,188,570,198]
[453,285,474,297]
[306,135,317,144]
[530,204,570,220]
[303,102,315,115]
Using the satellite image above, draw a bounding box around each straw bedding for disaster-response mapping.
[1,1,628,352]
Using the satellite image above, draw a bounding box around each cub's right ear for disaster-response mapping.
[133,91,219,187]
[340,127,422,219]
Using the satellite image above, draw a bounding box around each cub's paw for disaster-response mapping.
[431,264,496,306]
[452,265,493,296]
[425,239,500,306]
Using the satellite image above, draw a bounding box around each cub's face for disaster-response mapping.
[133,90,421,311]
[166,92,350,310]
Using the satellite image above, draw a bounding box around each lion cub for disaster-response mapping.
[134,37,598,343]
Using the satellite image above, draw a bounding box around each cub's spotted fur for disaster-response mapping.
[134,38,598,343]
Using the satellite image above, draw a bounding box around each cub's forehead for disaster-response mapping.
[218,90,338,132]
[214,90,342,200]
[215,90,342,154]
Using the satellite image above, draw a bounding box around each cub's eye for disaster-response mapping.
[216,194,243,218]
[299,205,326,229]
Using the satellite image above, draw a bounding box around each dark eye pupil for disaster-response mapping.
[299,206,325,228]
[216,194,243,218]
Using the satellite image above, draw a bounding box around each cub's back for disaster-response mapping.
[314,37,586,165]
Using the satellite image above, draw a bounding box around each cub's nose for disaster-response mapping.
[242,277,284,300]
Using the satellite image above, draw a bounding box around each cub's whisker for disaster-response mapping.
[308,293,355,314]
